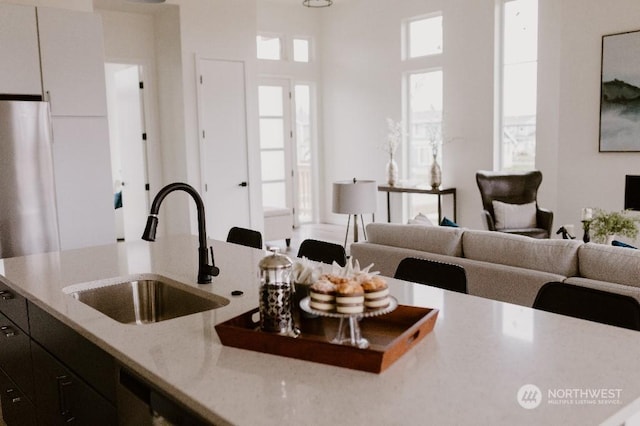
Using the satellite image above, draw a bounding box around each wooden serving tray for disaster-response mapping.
[215,305,438,373]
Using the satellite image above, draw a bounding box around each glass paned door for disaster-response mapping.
[258,80,294,218]
[294,84,313,223]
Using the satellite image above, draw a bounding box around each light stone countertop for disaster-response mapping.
[1,235,639,425]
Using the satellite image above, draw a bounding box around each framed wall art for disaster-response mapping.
[599,29,640,152]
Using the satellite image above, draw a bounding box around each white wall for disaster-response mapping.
[257,1,322,81]
[91,0,640,245]
[317,0,640,245]
[539,0,640,243]
[97,8,168,235]
[162,0,263,237]
[320,0,495,228]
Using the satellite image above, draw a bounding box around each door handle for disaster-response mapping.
[238,181,248,187]
[56,375,75,422]
[0,290,14,300]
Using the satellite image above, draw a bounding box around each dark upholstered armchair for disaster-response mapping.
[475,170,553,239]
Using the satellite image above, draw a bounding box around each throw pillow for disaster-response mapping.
[612,240,637,249]
[492,200,537,229]
[408,212,434,226]
[440,217,459,227]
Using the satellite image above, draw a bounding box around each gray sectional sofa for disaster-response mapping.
[350,223,640,307]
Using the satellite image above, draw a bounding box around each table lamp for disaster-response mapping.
[332,178,377,248]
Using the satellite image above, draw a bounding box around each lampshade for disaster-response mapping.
[332,179,377,215]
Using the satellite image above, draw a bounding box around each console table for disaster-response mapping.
[378,185,457,224]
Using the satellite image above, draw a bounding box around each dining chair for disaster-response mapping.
[533,282,640,331]
[297,239,347,266]
[394,257,468,294]
[226,226,263,249]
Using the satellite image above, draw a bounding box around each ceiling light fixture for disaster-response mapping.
[303,0,332,7]
[126,0,166,3]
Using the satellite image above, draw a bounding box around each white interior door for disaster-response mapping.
[197,58,251,240]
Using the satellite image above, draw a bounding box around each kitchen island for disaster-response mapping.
[0,235,639,425]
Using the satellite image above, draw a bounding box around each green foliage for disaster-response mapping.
[590,209,639,243]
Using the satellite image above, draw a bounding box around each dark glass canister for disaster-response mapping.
[258,249,300,337]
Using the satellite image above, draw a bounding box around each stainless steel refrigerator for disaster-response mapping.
[0,98,60,258]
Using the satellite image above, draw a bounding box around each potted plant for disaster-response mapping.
[589,209,639,244]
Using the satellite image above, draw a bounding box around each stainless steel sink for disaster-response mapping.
[65,275,229,325]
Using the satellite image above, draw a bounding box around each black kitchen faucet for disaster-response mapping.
[142,182,220,284]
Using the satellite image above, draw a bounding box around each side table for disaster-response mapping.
[377,185,457,224]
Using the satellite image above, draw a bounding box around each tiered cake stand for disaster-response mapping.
[299,296,398,349]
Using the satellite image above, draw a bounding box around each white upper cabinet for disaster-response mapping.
[38,7,108,117]
[0,4,42,96]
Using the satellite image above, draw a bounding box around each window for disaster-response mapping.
[403,12,444,220]
[500,0,538,171]
[407,70,443,182]
[405,15,443,59]
[293,38,310,63]
[257,35,282,60]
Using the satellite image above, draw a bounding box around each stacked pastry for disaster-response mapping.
[307,260,390,313]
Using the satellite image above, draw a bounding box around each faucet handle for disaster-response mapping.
[208,246,220,277]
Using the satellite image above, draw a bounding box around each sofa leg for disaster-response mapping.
[286,238,291,248]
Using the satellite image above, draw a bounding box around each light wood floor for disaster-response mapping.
[264,222,353,256]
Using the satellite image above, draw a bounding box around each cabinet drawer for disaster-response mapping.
[0,312,33,401]
[0,367,37,426]
[0,281,29,332]
[28,302,116,403]
[32,343,116,426]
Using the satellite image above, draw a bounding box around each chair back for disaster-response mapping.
[475,170,542,219]
[533,282,640,331]
[226,226,263,249]
[297,239,347,266]
[394,257,467,294]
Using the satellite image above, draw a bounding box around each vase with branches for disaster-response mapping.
[589,209,639,244]
[383,118,403,186]
[425,122,443,189]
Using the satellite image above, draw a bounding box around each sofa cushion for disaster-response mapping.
[365,223,464,257]
[577,243,640,288]
[462,230,581,276]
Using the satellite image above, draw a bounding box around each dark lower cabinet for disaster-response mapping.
[0,367,36,426]
[0,312,33,403]
[0,296,209,426]
[31,343,116,425]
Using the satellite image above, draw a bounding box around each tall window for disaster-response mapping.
[404,13,443,219]
[407,70,443,184]
[500,0,538,171]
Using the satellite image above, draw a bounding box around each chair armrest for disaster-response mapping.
[537,208,554,236]
[481,210,496,231]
